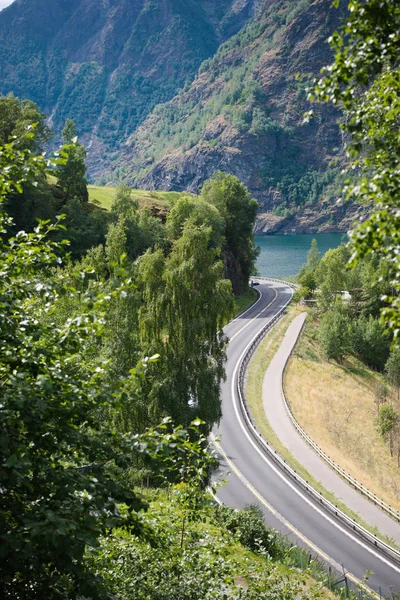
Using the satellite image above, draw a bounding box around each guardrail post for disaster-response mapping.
[235,278,400,566]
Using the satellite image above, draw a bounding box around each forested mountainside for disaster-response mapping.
[114,0,361,234]
[0,0,363,232]
[0,0,259,170]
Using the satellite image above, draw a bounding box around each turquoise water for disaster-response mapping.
[254,233,346,279]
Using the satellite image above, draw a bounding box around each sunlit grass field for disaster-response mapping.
[285,314,400,511]
[88,185,188,211]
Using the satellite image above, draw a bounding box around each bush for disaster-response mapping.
[298,269,317,292]
[318,307,351,361]
[213,504,283,559]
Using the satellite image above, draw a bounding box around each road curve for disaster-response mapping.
[212,280,400,597]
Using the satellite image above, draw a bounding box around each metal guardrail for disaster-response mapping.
[254,276,299,290]
[236,280,400,566]
[281,316,400,524]
[257,278,400,523]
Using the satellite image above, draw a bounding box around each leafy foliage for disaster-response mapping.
[299,241,392,369]
[213,504,283,559]
[56,119,88,203]
[385,349,400,400]
[376,404,399,457]
[318,306,350,361]
[0,134,222,598]
[0,93,51,150]
[138,222,234,433]
[310,0,400,339]
[350,315,390,370]
[89,489,335,600]
[201,172,259,292]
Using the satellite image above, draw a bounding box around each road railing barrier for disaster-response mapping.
[236,279,400,566]
[253,276,298,290]
[280,316,400,525]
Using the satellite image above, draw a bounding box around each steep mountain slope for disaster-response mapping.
[114,0,363,233]
[0,0,259,173]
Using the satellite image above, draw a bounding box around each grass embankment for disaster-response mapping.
[90,487,339,599]
[245,305,398,545]
[286,313,400,512]
[88,185,187,211]
[233,287,258,317]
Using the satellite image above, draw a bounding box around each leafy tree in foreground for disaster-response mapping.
[0,137,215,599]
[0,94,56,233]
[138,223,234,432]
[167,194,225,250]
[0,93,52,151]
[310,0,400,338]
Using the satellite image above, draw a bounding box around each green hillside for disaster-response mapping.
[88,185,186,211]
[0,0,258,177]
[114,0,343,202]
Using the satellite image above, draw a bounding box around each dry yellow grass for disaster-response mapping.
[285,315,400,511]
[244,306,400,544]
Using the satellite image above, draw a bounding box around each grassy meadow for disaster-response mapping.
[88,185,188,211]
[285,313,400,512]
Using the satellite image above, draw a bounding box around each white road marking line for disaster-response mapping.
[227,283,400,576]
[229,286,278,343]
[212,435,379,599]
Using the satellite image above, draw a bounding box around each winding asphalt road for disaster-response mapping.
[212,280,400,597]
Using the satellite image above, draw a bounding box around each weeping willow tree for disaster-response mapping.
[138,223,234,432]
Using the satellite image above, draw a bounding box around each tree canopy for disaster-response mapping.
[310,0,400,338]
[200,172,259,293]
[0,128,224,599]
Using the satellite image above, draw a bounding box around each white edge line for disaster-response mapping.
[227,284,400,575]
[230,286,262,324]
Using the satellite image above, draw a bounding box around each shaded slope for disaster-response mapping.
[0,0,258,174]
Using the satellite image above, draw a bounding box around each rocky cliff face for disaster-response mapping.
[0,0,258,173]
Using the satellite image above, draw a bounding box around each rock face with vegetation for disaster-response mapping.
[0,0,359,232]
[114,0,359,233]
[0,0,259,173]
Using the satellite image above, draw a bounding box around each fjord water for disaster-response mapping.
[255,233,346,279]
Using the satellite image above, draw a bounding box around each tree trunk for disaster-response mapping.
[390,430,394,457]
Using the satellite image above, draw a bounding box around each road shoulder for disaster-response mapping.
[246,308,400,546]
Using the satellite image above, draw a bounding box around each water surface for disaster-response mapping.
[254,233,346,279]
